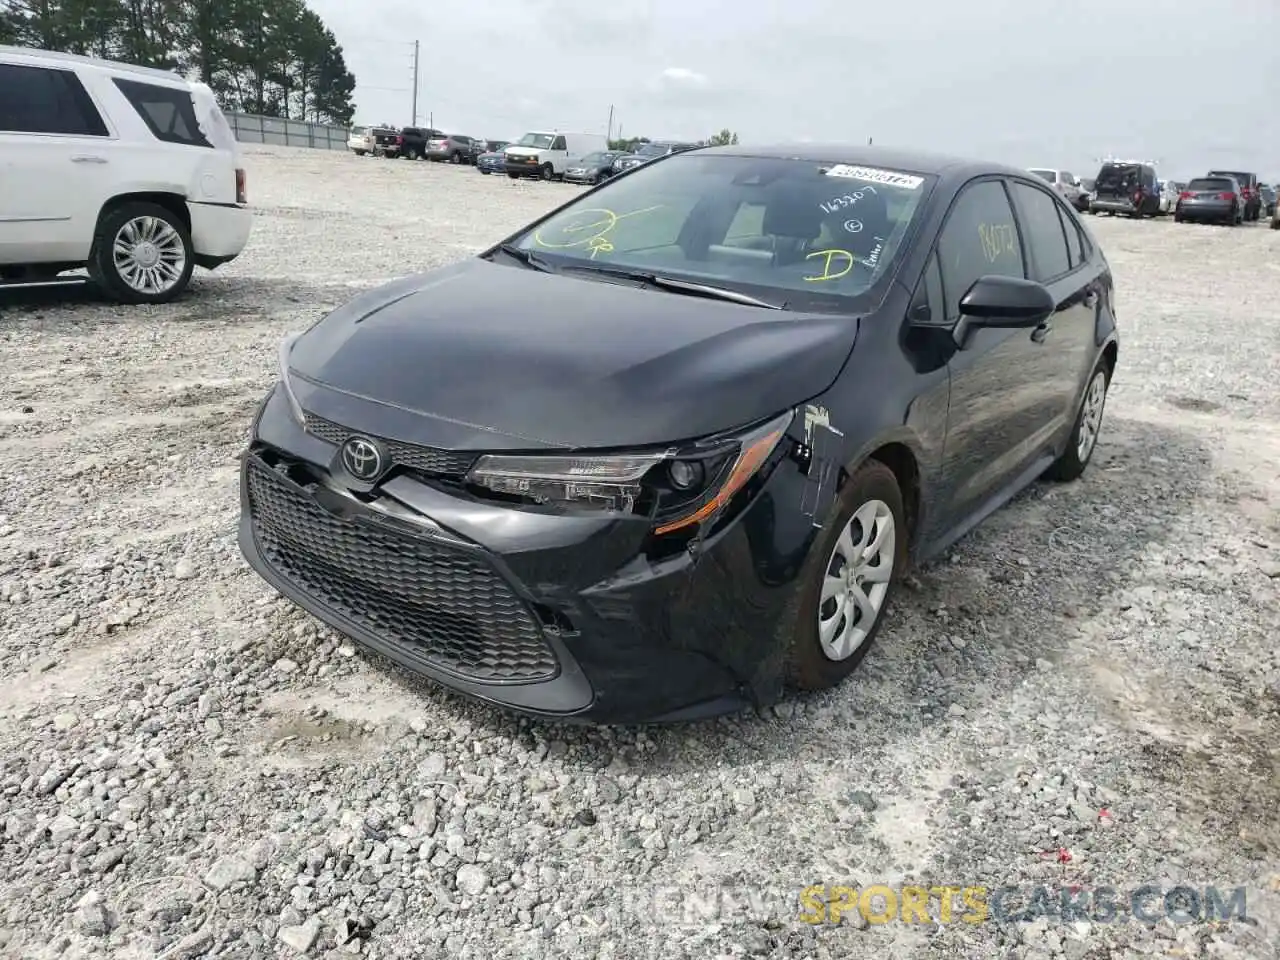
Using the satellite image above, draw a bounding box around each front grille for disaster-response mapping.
[304,414,477,478]
[246,457,558,683]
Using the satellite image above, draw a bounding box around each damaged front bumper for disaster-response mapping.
[237,385,830,724]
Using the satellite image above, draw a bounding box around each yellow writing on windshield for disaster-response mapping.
[533,206,662,250]
[977,223,1017,263]
[803,249,854,282]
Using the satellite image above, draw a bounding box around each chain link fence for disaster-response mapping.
[225,111,348,151]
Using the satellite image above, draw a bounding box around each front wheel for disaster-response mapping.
[785,461,906,691]
[539,163,554,181]
[90,202,194,305]
[1044,361,1110,482]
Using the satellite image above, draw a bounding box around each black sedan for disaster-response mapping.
[239,144,1118,724]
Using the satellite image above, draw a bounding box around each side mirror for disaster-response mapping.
[953,275,1055,347]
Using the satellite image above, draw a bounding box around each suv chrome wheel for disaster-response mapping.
[113,216,187,295]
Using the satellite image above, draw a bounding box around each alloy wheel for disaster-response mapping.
[112,216,187,296]
[1076,369,1107,463]
[818,500,895,661]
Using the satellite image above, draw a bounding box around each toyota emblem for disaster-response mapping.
[341,437,384,481]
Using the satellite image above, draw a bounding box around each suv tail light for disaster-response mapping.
[396,135,403,144]
[235,168,247,205]
[1178,191,1193,200]
[1220,191,1236,201]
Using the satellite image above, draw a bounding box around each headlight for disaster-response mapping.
[465,410,794,535]
[278,332,305,426]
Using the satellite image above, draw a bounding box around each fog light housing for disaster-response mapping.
[668,459,703,491]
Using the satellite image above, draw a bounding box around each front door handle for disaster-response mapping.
[71,155,108,164]
[1031,322,1052,343]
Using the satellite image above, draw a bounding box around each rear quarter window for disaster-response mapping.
[113,79,211,148]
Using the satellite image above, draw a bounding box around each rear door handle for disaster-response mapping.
[71,155,107,163]
[1031,322,1052,343]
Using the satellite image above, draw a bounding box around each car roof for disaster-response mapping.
[0,44,186,83]
[697,142,1031,184]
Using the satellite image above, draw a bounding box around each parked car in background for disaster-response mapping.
[347,125,374,155]
[476,147,507,174]
[1174,175,1244,225]
[1156,180,1182,215]
[1206,169,1260,220]
[242,144,1117,723]
[1258,184,1276,217]
[1074,177,1095,212]
[0,45,251,303]
[504,131,608,180]
[427,134,477,163]
[398,127,443,160]
[371,127,401,158]
[612,140,700,173]
[1089,161,1160,217]
[1028,168,1085,208]
[562,150,627,184]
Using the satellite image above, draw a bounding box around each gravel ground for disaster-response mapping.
[1,145,1278,960]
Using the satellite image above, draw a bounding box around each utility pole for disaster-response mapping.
[606,104,614,144]
[410,40,420,126]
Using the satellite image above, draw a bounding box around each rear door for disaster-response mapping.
[1093,164,1131,202]
[0,61,112,263]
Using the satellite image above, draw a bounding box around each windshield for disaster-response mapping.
[635,143,669,158]
[350,126,367,135]
[517,133,555,149]
[1029,169,1056,183]
[507,154,934,311]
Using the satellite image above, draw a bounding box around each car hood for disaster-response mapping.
[286,258,860,452]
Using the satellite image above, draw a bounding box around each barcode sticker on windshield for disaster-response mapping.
[824,165,924,189]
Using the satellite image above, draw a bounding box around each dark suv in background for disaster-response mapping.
[1088,162,1160,217]
[1206,170,1261,220]
[398,128,444,160]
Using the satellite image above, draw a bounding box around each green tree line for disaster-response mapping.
[0,0,356,125]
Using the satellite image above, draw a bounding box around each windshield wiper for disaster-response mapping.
[494,243,556,272]
[560,264,785,309]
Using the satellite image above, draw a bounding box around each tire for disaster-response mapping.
[1174,213,1183,223]
[449,152,460,164]
[481,169,490,175]
[539,163,554,181]
[1271,217,1280,230]
[353,149,366,157]
[89,201,195,305]
[507,172,520,179]
[1043,360,1110,482]
[785,460,907,692]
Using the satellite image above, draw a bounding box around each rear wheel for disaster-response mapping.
[1044,361,1110,482]
[785,461,906,692]
[90,201,194,305]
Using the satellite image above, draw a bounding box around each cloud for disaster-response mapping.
[653,67,709,91]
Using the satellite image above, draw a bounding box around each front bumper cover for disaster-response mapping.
[237,385,822,723]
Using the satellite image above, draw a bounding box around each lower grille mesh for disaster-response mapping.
[246,458,558,683]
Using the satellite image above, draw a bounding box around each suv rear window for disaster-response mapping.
[1188,178,1234,191]
[113,79,211,147]
[1208,171,1252,186]
[1095,164,1139,186]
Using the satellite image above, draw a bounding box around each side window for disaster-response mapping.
[1058,204,1085,269]
[0,64,108,136]
[551,135,567,151]
[1062,171,1074,185]
[936,180,1025,320]
[1011,182,1071,281]
[112,78,211,148]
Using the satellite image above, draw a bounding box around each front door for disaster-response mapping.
[932,178,1060,525]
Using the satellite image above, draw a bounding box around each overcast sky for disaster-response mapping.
[308,0,1280,180]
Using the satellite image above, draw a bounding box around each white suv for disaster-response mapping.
[0,46,252,303]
